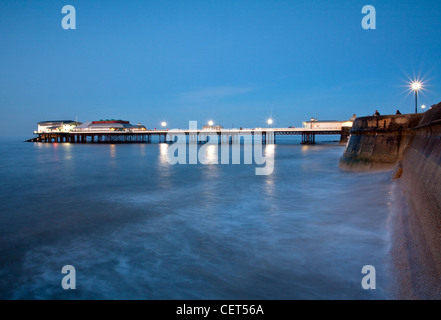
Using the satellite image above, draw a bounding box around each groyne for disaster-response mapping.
[340,102,441,299]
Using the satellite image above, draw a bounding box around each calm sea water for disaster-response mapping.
[0,137,394,299]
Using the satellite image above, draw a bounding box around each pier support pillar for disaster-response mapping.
[301,132,316,145]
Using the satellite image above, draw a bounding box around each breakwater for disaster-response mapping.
[340,102,441,299]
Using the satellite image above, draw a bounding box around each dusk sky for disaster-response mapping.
[1,0,441,137]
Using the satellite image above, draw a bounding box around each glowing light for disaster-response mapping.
[422,105,426,109]
[161,122,167,127]
[411,81,422,91]
[208,120,214,126]
[405,76,426,96]
[267,118,273,125]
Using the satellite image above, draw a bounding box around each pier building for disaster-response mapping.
[36,120,80,133]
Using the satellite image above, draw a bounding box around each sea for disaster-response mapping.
[0,136,395,299]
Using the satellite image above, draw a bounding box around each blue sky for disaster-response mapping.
[1,0,441,136]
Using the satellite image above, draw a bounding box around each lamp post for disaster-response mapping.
[411,81,422,114]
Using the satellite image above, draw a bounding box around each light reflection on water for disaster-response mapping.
[110,144,116,158]
[0,140,393,299]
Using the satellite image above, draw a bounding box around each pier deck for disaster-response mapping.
[30,128,346,145]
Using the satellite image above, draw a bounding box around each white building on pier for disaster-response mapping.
[302,115,356,130]
[36,120,81,133]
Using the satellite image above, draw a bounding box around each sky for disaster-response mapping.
[1,0,441,137]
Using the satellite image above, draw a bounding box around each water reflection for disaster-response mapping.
[63,144,72,161]
[204,144,218,165]
[139,144,146,157]
[265,144,275,157]
[301,145,310,153]
[158,143,172,184]
[110,144,116,158]
[264,144,276,197]
[159,143,168,165]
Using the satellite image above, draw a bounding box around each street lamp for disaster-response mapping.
[411,81,422,114]
[208,120,214,127]
[161,121,167,129]
[421,105,426,110]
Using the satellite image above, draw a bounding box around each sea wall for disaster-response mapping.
[340,102,441,299]
[401,103,441,213]
[339,113,423,170]
[393,103,441,299]
[340,104,441,209]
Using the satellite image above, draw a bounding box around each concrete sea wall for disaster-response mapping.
[340,102,441,299]
[400,103,441,215]
[339,113,423,170]
[394,104,441,299]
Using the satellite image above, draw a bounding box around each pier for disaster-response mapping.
[28,127,346,145]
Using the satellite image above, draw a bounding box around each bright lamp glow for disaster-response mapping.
[422,105,426,109]
[406,77,427,114]
[411,81,422,91]
[161,122,167,127]
[267,118,273,125]
[208,120,214,126]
